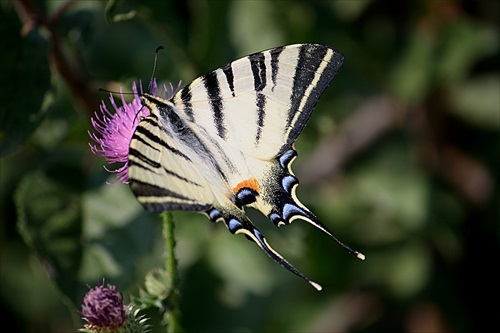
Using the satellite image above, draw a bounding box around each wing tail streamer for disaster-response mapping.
[264,149,365,260]
[205,207,323,291]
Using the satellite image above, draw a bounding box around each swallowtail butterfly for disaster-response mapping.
[129,43,364,290]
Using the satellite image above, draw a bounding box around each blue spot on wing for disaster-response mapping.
[279,149,297,169]
[283,203,306,221]
[208,208,222,221]
[227,218,243,234]
[281,175,297,194]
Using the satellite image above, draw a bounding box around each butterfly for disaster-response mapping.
[128,43,364,290]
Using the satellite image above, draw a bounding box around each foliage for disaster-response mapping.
[1,1,498,332]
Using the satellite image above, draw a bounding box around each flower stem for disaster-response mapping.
[161,212,182,333]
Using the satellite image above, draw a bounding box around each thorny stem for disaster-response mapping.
[162,212,182,333]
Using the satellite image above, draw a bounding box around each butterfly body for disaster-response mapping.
[129,44,363,290]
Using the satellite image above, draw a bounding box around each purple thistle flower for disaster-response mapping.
[81,283,127,331]
[89,79,182,184]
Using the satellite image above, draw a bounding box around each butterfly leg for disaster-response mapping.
[205,208,322,291]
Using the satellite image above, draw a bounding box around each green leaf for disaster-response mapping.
[389,28,435,103]
[80,181,158,287]
[132,269,171,309]
[105,0,137,23]
[121,306,151,333]
[437,19,494,83]
[0,8,53,156]
[450,75,500,129]
[15,170,83,302]
[229,1,283,54]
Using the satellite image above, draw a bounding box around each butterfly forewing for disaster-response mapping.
[128,107,215,212]
[172,43,343,160]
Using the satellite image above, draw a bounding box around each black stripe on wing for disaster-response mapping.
[249,51,268,144]
[270,46,285,91]
[134,119,192,161]
[129,147,161,168]
[249,52,266,91]
[130,178,211,212]
[203,71,226,139]
[162,167,204,187]
[288,44,327,127]
[255,93,266,143]
[180,83,195,122]
[286,44,343,146]
[222,63,235,97]
[143,201,211,212]
[131,179,193,199]
[131,134,159,153]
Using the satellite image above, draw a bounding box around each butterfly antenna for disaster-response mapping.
[148,46,165,93]
[98,88,136,95]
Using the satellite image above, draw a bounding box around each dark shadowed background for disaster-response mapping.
[1,1,498,332]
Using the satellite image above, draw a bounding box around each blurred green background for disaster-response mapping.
[1,0,498,332]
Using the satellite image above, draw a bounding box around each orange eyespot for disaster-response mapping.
[233,177,259,194]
